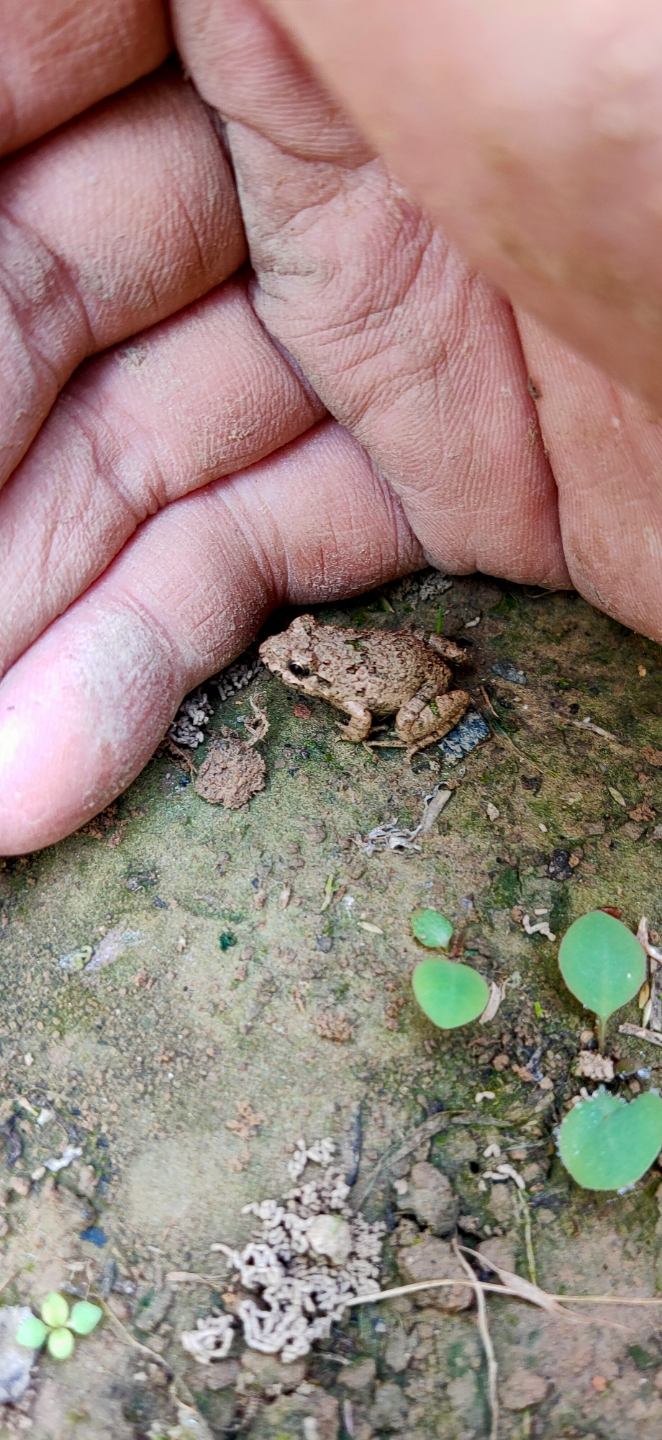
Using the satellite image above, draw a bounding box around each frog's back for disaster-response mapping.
[319,627,441,714]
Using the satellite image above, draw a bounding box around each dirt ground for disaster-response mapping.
[2,568,662,1440]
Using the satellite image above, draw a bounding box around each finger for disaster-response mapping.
[0,276,324,677]
[0,66,245,486]
[1,0,169,155]
[173,0,370,162]
[263,0,662,413]
[518,309,662,643]
[0,420,423,854]
[236,131,568,587]
[177,0,569,587]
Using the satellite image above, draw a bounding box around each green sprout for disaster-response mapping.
[558,910,646,1050]
[410,907,489,1029]
[411,908,453,950]
[413,957,490,1030]
[435,606,444,635]
[558,1088,662,1191]
[16,1293,102,1360]
[320,873,338,913]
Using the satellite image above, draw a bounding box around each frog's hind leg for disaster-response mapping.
[334,700,373,742]
[395,689,470,758]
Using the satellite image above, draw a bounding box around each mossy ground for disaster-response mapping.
[1,571,662,1437]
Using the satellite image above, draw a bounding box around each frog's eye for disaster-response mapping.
[289,664,311,678]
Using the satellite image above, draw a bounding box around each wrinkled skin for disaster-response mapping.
[259,614,471,752]
[2,0,662,854]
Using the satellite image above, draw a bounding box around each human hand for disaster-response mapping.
[0,4,422,854]
[2,0,662,857]
[264,0,662,416]
[177,0,662,651]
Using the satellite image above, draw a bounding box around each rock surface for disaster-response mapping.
[478,1232,518,1274]
[339,1357,377,1390]
[396,1160,458,1235]
[398,1236,474,1310]
[500,1368,549,1410]
[370,1380,410,1431]
[248,1387,339,1438]
[0,1306,38,1403]
[239,1349,307,1392]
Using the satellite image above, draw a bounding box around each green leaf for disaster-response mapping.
[69,1301,103,1335]
[15,1316,48,1349]
[411,908,453,950]
[412,958,490,1030]
[558,911,645,1045]
[41,1293,69,1328]
[47,1327,75,1360]
[559,1088,662,1190]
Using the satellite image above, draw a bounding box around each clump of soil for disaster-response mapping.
[194,737,266,808]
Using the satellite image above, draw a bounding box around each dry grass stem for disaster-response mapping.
[455,1240,498,1440]
[167,1271,228,1286]
[350,1271,641,1328]
[515,1190,537,1286]
[476,707,544,774]
[96,1297,170,1367]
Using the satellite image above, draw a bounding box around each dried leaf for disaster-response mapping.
[419,788,452,836]
[619,1024,662,1048]
[461,1249,577,1320]
[479,983,502,1025]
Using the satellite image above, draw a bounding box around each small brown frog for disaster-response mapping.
[259,615,471,756]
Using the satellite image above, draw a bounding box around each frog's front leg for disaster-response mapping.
[334,699,373,742]
[395,688,470,757]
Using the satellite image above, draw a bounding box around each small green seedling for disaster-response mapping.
[413,958,490,1030]
[559,1088,662,1190]
[16,1293,102,1360]
[411,908,453,949]
[558,910,645,1050]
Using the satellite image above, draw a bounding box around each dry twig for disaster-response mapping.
[562,717,632,755]
[351,1111,449,1209]
[243,695,269,746]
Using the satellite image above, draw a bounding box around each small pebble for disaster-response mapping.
[8,1177,30,1198]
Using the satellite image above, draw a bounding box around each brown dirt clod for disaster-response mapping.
[194,737,266,808]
